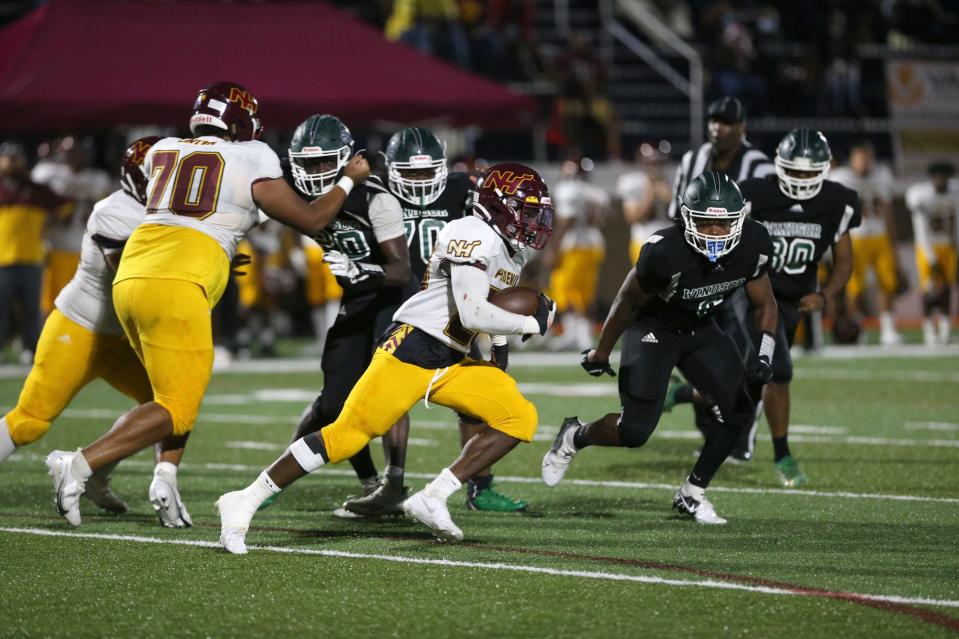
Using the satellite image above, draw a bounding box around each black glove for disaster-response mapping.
[522,293,556,342]
[747,356,773,387]
[491,342,509,371]
[580,349,616,377]
[324,250,385,293]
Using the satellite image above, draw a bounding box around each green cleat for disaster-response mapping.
[662,376,685,413]
[775,455,808,488]
[466,484,528,512]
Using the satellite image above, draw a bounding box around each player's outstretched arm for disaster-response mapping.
[592,269,647,360]
[254,155,370,235]
[449,263,544,336]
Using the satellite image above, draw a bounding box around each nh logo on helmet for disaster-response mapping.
[129,141,151,165]
[484,171,534,195]
[227,88,258,112]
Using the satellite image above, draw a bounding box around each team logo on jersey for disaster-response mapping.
[448,239,482,258]
[227,87,258,112]
[483,170,534,195]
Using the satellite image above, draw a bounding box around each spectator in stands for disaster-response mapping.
[0,142,71,363]
[617,142,673,265]
[31,136,112,316]
[549,32,620,160]
[907,161,958,346]
[474,0,541,81]
[385,0,472,70]
[831,140,902,345]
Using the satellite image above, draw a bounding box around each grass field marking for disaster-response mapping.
[906,422,959,432]
[7,454,959,504]
[51,408,959,449]
[2,526,958,617]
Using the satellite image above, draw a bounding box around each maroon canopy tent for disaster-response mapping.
[0,0,537,134]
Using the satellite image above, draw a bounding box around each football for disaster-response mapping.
[489,286,540,315]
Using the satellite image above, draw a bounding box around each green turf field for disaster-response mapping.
[1,349,958,637]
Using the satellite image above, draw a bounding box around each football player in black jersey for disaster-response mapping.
[282,114,415,506]
[669,130,859,487]
[339,127,528,516]
[541,171,779,524]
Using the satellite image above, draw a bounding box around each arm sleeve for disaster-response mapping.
[449,263,539,335]
[368,193,407,243]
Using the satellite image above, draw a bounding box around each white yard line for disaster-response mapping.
[905,422,959,432]
[6,454,958,504]
[51,409,959,449]
[1,527,956,610]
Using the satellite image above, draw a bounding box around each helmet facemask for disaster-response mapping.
[474,189,554,251]
[681,203,745,263]
[775,155,830,200]
[289,145,351,196]
[388,153,448,206]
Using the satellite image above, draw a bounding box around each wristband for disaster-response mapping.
[491,335,508,346]
[336,176,354,195]
[759,331,775,363]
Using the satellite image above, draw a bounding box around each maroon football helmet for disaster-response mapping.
[189,81,263,142]
[473,162,553,250]
[120,135,162,204]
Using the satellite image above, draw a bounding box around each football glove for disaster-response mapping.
[324,250,385,291]
[491,338,509,372]
[581,349,616,377]
[148,463,193,529]
[746,356,773,387]
[522,293,556,342]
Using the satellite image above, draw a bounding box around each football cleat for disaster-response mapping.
[45,450,85,526]
[466,484,527,512]
[83,470,128,514]
[215,491,257,555]
[403,491,463,542]
[672,488,727,525]
[541,417,583,487]
[339,477,408,518]
[661,376,685,413]
[149,466,193,528]
[332,476,382,519]
[774,455,808,487]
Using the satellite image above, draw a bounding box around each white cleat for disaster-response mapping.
[880,331,902,347]
[149,467,193,528]
[83,471,128,514]
[541,417,583,487]
[403,491,463,543]
[672,488,727,525]
[45,450,85,526]
[215,491,256,554]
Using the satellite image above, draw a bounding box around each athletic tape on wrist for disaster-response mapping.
[759,331,776,362]
[336,176,354,195]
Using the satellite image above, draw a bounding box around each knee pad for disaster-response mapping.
[6,409,51,446]
[616,418,653,448]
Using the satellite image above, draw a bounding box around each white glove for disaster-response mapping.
[148,462,193,528]
[323,250,384,285]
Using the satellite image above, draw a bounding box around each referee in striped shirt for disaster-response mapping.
[667,97,774,221]
[665,97,774,463]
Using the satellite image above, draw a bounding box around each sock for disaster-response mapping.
[240,471,281,509]
[879,311,896,335]
[385,464,404,485]
[72,450,94,481]
[684,475,707,499]
[570,423,589,450]
[348,445,378,484]
[675,384,695,405]
[155,461,178,481]
[424,468,462,503]
[467,474,493,498]
[0,417,15,463]
[773,436,791,462]
[937,316,951,341]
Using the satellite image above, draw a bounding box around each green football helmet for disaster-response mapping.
[288,114,354,196]
[775,128,832,200]
[680,170,747,262]
[385,127,448,206]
